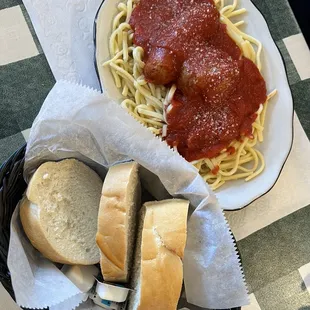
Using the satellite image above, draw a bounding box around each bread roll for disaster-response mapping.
[96,162,141,283]
[20,159,102,265]
[128,199,189,310]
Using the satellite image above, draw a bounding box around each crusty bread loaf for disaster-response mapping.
[96,162,141,283]
[20,159,102,265]
[127,199,189,310]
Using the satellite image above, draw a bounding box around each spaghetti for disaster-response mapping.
[102,0,277,190]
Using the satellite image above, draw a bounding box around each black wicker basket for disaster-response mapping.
[0,144,27,300]
[0,145,241,310]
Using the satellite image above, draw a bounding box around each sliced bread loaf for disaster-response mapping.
[20,159,103,265]
[127,199,189,310]
[96,162,141,283]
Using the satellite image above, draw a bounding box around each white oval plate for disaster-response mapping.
[94,0,294,210]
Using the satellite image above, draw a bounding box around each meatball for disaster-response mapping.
[177,46,241,100]
[144,47,181,85]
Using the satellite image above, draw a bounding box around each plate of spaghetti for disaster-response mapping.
[94,0,293,210]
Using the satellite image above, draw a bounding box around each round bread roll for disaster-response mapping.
[20,159,102,265]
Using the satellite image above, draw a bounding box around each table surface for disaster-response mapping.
[1,0,310,309]
[288,0,310,48]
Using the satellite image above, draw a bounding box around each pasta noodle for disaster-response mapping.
[101,0,277,190]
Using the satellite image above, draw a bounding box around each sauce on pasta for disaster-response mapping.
[130,0,267,161]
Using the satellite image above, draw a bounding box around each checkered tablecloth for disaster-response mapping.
[1,0,310,309]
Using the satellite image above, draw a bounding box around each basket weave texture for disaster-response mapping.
[0,144,27,300]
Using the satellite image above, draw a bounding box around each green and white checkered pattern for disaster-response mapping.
[1,0,310,309]
[0,1,55,164]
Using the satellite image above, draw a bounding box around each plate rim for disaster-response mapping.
[93,0,294,211]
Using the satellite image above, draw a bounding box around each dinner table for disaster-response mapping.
[1,0,310,309]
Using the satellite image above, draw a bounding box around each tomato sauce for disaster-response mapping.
[130,0,267,161]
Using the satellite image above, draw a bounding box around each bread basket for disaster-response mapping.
[0,144,242,310]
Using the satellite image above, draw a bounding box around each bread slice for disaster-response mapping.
[127,199,189,310]
[96,162,141,283]
[20,159,103,265]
